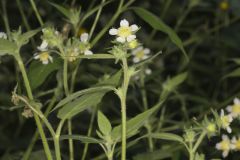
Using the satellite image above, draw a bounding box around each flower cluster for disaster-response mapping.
[215,98,240,158]
[34,28,93,64]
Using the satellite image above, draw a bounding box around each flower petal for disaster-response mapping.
[144,48,151,54]
[126,35,136,42]
[116,37,125,43]
[42,60,49,65]
[37,40,48,51]
[80,33,89,43]
[145,68,152,75]
[130,24,138,32]
[120,19,129,27]
[109,28,118,35]
[133,57,139,63]
[0,32,7,39]
[84,50,93,55]
[234,97,240,104]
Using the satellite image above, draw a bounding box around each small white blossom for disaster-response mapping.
[109,19,138,43]
[0,32,7,39]
[131,46,150,63]
[231,136,240,151]
[145,68,152,75]
[34,41,53,65]
[220,109,233,133]
[80,33,93,55]
[227,97,240,118]
[216,135,235,158]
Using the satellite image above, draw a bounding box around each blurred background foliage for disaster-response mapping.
[1,0,240,159]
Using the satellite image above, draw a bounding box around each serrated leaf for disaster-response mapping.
[133,7,188,62]
[98,111,112,136]
[52,86,114,112]
[50,2,71,19]
[150,133,184,144]
[28,59,62,90]
[18,28,40,46]
[0,39,17,56]
[161,72,188,99]
[57,92,106,119]
[57,135,103,143]
[111,101,164,141]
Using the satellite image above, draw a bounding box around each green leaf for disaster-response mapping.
[50,2,71,19]
[111,101,164,141]
[98,111,112,135]
[57,135,103,143]
[28,59,62,90]
[57,92,107,119]
[231,58,240,65]
[150,133,184,144]
[96,70,122,86]
[161,72,188,99]
[223,67,240,78]
[0,39,17,56]
[18,28,40,46]
[52,86,114,112]
[133,7,188,62]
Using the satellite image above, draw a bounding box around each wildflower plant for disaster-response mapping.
[1,0,240,160]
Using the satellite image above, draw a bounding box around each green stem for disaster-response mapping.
[1,0,11,38]
[89,0,105,40]
[63,59,70,95]
[22,96,57,160]
[29,0,43,26]
[16,56,53,160]
[120,57,130,160]
[192,131,207,153]
[68,119,74,160]
[55,120,65,160]
[81,106,98,160]
[140,68,154,151]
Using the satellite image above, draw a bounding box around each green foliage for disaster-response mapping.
[97,111,112,136]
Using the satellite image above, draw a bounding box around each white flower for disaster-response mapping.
[220,109,233,133]
[0,32,7,39]
[145,68,152,75]
[109,19,138,43]
[131,46,150,63]
[34,41,53,64]
[34,52,53,64]
[37,40,48,51]
[231,136,240,151]
[80,33,89,43]
[216,135,235,158]
[226,97,240,118]
[80,33,93,55]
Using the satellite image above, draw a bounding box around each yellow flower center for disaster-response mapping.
[221,116,230,127]
[220,140,230,151]
[235,140,240,150]
[128,40,138,49]
[118,26,131,37]
[232,105,240,114]
[39,52,50,61]
[220,1,229,11]
[207,123,216,133]
[136,50,145,59]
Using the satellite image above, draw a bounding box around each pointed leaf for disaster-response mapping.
[133,7,188,62]
[50,3,71,19]
[52,86,114,112]
[18,28,40,46]
[223,67,240,78]
[57,92,107,119]
[28,59,62,90]
[98,111,112,135]
[161,72,188,99]
[111,101,164,140]
[150,133,184,144]
[58,135,103,143]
